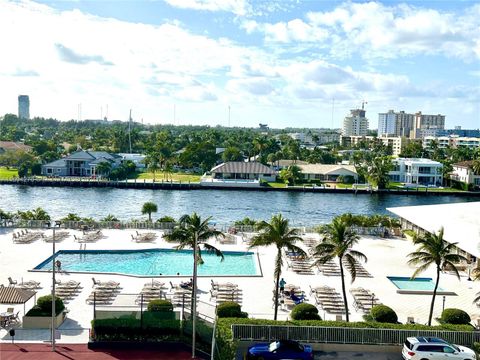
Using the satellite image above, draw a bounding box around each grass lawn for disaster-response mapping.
[0,167,18,179]
[266,182,287,188]
[137,171,201,183]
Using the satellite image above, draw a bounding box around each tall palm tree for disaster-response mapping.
[472,159,480,176]
[408,228,466,326]
[312,217,367,322]
[141,202,157,222]
[164,213,224,358]
[249,214,305,320]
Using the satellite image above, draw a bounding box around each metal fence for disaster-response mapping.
[232,324,480,347]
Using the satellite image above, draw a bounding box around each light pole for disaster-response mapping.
[442,296,446,312]
[371,293,375,309]
[191,232,198,359]
[49,220,60,352]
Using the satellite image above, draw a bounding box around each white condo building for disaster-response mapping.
[423,136,480,150]
[342,109,369,136]
[389,158,443,186]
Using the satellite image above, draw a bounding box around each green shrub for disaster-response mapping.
[217,302,248,318]
[147,299,173,312]
[371,305,398,323]
[91,318,181,341]
[290,303,321,320]
[441,308,471,325]
[27,295,65,316]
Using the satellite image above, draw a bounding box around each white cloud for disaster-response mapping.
[250,2,480,61]
[163,0,251,16]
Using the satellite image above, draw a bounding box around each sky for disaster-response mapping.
[0,0,479,130]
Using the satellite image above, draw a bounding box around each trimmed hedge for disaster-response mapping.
[290,303,321,320]
[371,305,398,323]
[216,302,248,318]
[441,308,471,325]
[91,318,181,341]
[26,295,65,317]
[147,299,173,312]
[214,318,475,360]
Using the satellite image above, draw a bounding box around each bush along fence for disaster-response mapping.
[214,318,478,360]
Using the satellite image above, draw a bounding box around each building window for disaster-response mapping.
[47,168,52,174]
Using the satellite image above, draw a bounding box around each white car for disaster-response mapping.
[402,337,476,360]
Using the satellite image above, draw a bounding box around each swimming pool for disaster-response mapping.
[387,276,456,295]
[34,249,260,277]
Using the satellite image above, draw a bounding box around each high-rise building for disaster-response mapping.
[342,109,369,136]
[377,110,414,137]
[378,110,396,136]
[18,95,30,119]
[411,111,445,138]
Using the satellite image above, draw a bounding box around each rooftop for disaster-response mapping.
[387,201,480,258]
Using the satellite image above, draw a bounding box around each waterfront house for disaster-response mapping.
[201,161,276,188]
[298,164,358,182]
[117,153,146,170]
[389,158,443,186]
[450,161,480,189]
[41,150,121,177]
[271,159,308,171]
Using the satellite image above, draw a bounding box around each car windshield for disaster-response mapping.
[451,344,460,351]
[269,342,280,352]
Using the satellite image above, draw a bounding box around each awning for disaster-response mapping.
[0,286,36,304]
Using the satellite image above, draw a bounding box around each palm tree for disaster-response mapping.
[95,161,112,178]
[141,202,158,222]
[249,214,305,320]
[408,228,467,326]
[472,159,480,176]
[312,217,367,322]
[164,212,224,358]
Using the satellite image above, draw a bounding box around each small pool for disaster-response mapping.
[387,276,456,295]
[33,249,260,277]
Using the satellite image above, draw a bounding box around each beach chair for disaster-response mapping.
[8,277,17,286]
[92,278,120,288]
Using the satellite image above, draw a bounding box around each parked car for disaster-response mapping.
[245,340,314,359]
[402,336,476,360]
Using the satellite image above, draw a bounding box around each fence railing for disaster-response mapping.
[231,324,480,347]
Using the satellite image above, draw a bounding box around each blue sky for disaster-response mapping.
[0,0,479,129]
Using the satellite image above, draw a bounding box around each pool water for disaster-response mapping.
[387,276,444,291]
[34,249,259,276]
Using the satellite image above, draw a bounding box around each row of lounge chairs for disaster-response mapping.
[8,277,41,290]
[136,280,166,304]
[310,285,347,315]
[12,230,44,244]
[55,280,82,303]
[131,231,157,243]
[74,230,105,243]
[350,287,380,313]
[86,279,121,304]
[279,284,306,308]
[43,231,70,243]
[218,233,237,245]
[210,280,242,304]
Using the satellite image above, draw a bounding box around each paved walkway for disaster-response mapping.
[0,343,201,359]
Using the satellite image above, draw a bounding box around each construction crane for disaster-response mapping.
[361,100,368,110]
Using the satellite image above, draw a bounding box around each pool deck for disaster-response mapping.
[1,228,480,344]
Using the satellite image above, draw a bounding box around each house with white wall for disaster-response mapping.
[450,161,480,188]
[298,164,358,182]
[389,158,443,186]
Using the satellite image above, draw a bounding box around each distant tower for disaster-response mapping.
[18,95,30,119]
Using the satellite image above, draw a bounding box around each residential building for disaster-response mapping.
[450,161,480,188]
[340,135,408,156]
[423,136,480,150]
[411,112,445,138]
[389,158,443,186]
[271,159,308,170]
[209,162,276,182]
[378,110,396,136]
[298,164,358,182]
[117,153,146,169]
[342,109,369,136]
[41,150,121,177]
[18,95,30,119]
